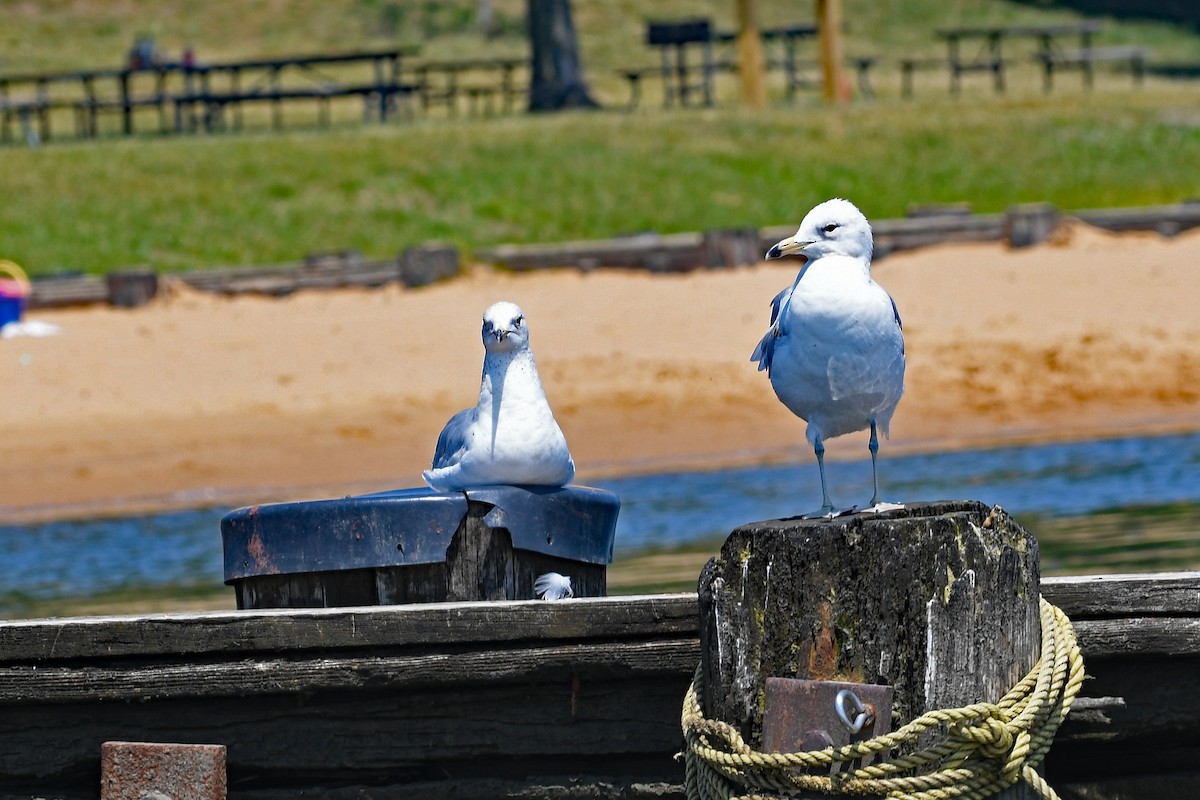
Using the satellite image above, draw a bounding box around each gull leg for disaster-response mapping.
[865,419,904,514]
[868,421,881,507]
[804,436,839,519]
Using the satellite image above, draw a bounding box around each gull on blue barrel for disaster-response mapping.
[751,198,906,518]
[423,301,576,492]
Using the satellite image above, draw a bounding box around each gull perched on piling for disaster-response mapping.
[751,198,906,518]
[423,301,575,492]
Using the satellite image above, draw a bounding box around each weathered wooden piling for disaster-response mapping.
[698,500,1042,788]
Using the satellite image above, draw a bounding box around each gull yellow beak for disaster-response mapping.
[766,237,810,260]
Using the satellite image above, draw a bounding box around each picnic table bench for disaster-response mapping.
[410,57,527,116]
[0,48,419,144]
[935,20,1105,94]
[1034,43,1146,90]
[171,49,417,131]
[713,24,819,100]
[0,71,97,144]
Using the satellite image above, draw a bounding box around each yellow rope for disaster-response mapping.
[681,596,1084,800]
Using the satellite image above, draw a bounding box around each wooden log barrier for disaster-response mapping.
[699,500,1043,797]
[221,484,619,609]
[105,267,159,308]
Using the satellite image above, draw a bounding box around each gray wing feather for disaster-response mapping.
[890,294,905,355]
[431,408,475,469]
[750,286,792,374]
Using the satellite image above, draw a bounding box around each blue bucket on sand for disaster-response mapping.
[0,261,31,328]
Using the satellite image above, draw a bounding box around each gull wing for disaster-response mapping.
[750,285,793,374]
[430,408,475,469]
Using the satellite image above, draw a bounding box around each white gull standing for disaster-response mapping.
[752,198,905,518]
[423,301,575,492]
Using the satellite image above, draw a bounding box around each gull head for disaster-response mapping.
[481,301,529,354]
[766,198,873,264]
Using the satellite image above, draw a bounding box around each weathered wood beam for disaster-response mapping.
[1041,572,1200,618]
[0,576,1198,799]
[0,638,699,704]
[0,594,700,663]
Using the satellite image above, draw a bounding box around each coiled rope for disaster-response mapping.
[681,596,1084,800]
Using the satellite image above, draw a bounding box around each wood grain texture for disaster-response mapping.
[699,501,1041,743]
[1,571,1197,798]
[1041,572,1200,619]
[0,594,699,663]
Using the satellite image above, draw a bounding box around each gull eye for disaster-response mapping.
[823,223,839,233]
[514,316,524,328]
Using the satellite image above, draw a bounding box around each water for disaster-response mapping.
[1,431,1198,610]
[594,431,1200,552]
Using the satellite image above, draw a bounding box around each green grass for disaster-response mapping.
[1,2,1199,275]
[3,87,1199,275]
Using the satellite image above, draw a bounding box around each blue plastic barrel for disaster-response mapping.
[0,261,31,328]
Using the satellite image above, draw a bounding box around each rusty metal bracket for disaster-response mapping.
[761,677,894,769]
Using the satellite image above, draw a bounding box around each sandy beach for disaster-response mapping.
[3,221,1199,522]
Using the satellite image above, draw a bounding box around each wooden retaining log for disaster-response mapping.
[0,572,1197,799]
[1076,202,1200,236]
[21,203,1200,309]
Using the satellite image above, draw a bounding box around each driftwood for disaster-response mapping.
[0,574,1197,798]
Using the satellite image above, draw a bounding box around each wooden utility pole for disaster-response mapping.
[816,0,851,103]
[735,0,767,109]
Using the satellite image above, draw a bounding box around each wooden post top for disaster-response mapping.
[700,499,1042,742]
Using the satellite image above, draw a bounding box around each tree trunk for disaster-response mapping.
[527,0,600,111]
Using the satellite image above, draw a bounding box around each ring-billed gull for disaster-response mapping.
[423,301,575,492]
[752,198,905,518]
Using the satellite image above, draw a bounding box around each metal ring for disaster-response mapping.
[835,688,869,734]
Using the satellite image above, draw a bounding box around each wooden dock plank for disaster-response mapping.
[0,594,700,662]
[0,638,699,704]
[1041,572,1200,618]
[1,576,1197,798]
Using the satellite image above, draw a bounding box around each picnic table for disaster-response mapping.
[935,20,1104,94]
[170,49,418,131]
[714,24,818,100]
[627,19,819,109]
[410,57,527,116]
[1,48,419,144]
